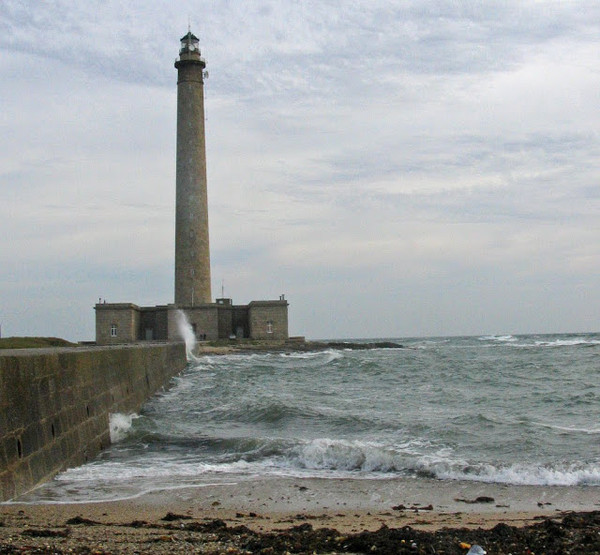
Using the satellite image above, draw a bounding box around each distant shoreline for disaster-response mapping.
[194,339,405,356]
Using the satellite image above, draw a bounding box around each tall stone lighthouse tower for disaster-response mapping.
[174,31,211,306]
[93,32,289,344]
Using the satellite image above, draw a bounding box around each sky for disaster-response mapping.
[1,1,599,341]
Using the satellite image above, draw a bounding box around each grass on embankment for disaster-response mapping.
[0,337,77,350]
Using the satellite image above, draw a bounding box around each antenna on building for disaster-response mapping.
[221,279,225,298]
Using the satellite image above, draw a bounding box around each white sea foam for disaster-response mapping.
[479,335,516,342]
[55,458,254,482]
[416,457,600,486]
[323,350,344,364]
[534,337,600,347]
[16,480,241,505]
[476,334,600,349]
[53,436,600,489]
[279,349,344,363]
[108,413,139,443]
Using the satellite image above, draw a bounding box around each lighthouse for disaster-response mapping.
[94,32,289,344]
[174,31,211,306]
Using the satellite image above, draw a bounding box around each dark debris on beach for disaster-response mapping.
[235,511,600,554]
[1,510,600,554]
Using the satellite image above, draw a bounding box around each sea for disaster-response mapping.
[16,333,600,503]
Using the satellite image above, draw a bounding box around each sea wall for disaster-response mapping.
[0,342,187,501]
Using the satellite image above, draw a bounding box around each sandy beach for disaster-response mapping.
[2,477,599,553]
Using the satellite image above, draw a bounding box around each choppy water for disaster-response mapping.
[18,333,600,502]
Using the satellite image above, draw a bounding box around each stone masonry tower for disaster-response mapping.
[93,32,289,344]
[174,31,211,306]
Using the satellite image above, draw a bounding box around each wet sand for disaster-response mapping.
[2,477,599,553]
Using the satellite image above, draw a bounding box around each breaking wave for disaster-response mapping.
[108,413,139,443]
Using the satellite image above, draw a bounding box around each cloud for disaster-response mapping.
[1,1,599,339]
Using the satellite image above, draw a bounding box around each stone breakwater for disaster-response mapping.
[194,340,404,355]
[0,342,187,501]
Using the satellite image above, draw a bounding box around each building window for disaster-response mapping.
[110,324,117,337]
[266,321,273,334]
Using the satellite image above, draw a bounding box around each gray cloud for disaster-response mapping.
[1,1,599,339]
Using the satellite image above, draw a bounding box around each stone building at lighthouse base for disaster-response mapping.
[95,297,289,345]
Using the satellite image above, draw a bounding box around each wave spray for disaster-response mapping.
[175,310,197,361]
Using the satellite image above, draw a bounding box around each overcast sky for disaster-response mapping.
[1,1,599,341]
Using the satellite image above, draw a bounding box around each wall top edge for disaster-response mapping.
[0,342,185,358]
